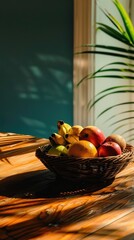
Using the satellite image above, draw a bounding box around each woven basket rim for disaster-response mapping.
[43,143,133,161]
[36,143,134,182]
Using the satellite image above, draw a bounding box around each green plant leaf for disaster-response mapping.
[104,12,124,32]
[122,128,134,136]
[123,133,134,141]
[102,110,134,122]
[111,123,131,133]
[109,116,134,127]
[81,44,134,55]
[97,85,134,92]
[98,3,132,42]
[112,122,134,133]
[126,137,134,143]
[97,102,134,118]
[77,62,134,86]
[97,23,133,46]
[77,49,134,60]
[89,86,134,109]
[89,90,134,109]
[89,75,134,80]
[113,0,134,43]
[76,73,94,86]
[77,0,134,144]
[94,68,134,74]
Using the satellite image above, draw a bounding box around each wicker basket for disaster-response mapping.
[35,144,134,182]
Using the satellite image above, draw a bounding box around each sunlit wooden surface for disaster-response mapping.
[0,133,134,240]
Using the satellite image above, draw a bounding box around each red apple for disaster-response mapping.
[104,134,126,151]
[79,125,106,148]
[98,141,122,157]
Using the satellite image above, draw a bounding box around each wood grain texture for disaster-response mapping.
[0,133,134,240]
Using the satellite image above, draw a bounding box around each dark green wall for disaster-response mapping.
[0,0,73,138]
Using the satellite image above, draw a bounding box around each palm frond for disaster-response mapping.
[97,102,134,118]
[89,90,134,109]
[97,86,134,97]
[126,137,134,142]
[111,123,131,133]
[100,110,134,122]
[97,23,133,46]
[77,61,134,86]
[81,45,134,54]
[77,0,134,143]
[76,49,134,60]
[113,0,134,44]
[95,68,134,74]
[109,116,134,127]
[88,75,134,80]
[122,128,134,135]
[124,133,134,140]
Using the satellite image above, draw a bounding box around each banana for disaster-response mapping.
[57,120,71,136]
[50,133,67,145]
[65,133,79,144]
[67,125,83,136]
[64,125,83,144]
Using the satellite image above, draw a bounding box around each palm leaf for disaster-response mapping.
[93,68,134,74]
[77,49,134,60]
[103,110,134,122]
[97,102,134,118]
[97,86,134,97]
[77,68,134,86]
[88,75,134,80]
[111,123,133,133]
[122,128,134,135]
[81,44,134,54]
[126,137,134,142]
[97,23,133,46]
[77,0,134,143]
[89,90,134,109]
[112,122,134,133]
[113,0,134,43]
[109,116,134,127]
[124,133,134,140]
[103,11,130,40]
[88,86,134,109]
[98,1,132,42]
[104,12,125,32]
[77,61,134,85]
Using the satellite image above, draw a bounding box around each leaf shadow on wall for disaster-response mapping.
[0,0,73,138]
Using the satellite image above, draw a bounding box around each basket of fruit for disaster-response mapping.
[35,120,134,182]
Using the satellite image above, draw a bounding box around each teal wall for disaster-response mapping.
[0,0,73,138]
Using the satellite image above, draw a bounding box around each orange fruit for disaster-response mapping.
[68,140,98,158]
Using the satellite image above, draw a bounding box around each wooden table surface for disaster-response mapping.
[0,133,134,240]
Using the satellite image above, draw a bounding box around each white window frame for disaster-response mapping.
[73,0,96,126]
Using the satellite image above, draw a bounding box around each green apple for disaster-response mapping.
[48,145,68,156]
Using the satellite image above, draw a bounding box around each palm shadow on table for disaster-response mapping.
[0,169,114,198]
[0,169,133,240]
[0,172,133,240]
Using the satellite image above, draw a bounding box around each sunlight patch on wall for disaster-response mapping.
[30,66,43,78]
[37,54,71,67]
[19,93,39,99]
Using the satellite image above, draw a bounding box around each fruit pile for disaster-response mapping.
[47,120,126,158]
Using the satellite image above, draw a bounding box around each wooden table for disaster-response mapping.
[0,133,134,240]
